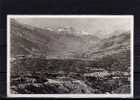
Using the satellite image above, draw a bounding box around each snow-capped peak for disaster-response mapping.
[45,27,54,31]
[57,28,65,32]
[56,26,76,33]
[81,31,91,35]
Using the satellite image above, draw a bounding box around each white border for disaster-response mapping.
[7,15,134,98]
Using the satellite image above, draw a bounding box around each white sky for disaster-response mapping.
[15,17,131,35]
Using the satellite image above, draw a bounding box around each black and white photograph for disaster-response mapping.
[7,15,133,98]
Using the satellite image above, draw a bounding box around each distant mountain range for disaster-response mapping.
[10,19,130,62]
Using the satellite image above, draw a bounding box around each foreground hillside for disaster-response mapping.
[11,58,130,94]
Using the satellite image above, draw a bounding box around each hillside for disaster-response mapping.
[10,19,100,58]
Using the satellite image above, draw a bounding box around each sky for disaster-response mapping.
[15,16,132,36]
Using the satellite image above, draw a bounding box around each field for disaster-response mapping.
[10,57,130,94]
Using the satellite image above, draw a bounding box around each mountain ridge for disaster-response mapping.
[11,19,130,62]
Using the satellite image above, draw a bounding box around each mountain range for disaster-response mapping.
[10,19,130,63]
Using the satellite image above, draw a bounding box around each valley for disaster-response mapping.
[10,18,131,94]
